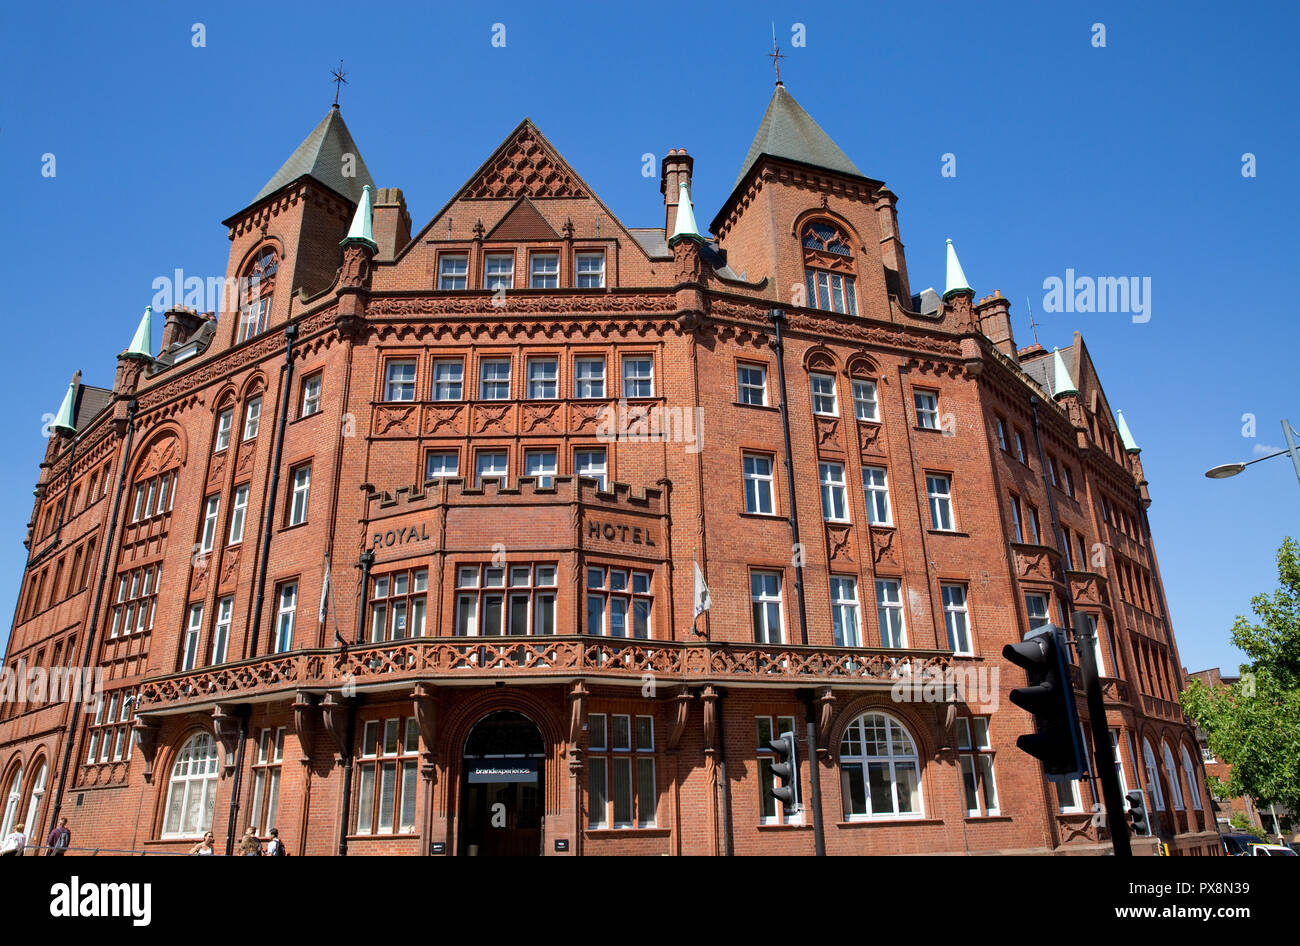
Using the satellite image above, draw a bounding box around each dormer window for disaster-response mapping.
[801,222,858,316]
[237,248,277,343]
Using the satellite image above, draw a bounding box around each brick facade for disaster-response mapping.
[0,87,1219,856]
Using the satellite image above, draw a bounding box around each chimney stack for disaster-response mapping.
[161,305,206,350]
[660,149,694,238]
[372,188,412,260]
[975,291,1017,361]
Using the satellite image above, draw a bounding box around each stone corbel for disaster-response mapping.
[291,691,318,766]
[321,693,351,765]
[568,680,589,776]
[666,687,692,752]
[813,687,836,756]
[131,714,162,783]
[412,683,438,781]
[701,686,719,756]
[211,704,248,777]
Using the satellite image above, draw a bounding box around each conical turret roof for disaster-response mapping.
[250,106,375,207]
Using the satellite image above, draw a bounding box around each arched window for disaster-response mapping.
[801,221,858,316]
[839,712,923,819]
[1,765,22,837]
[237,247,277,343]
[22,760,46,838]
[1142,738,1165,811]
[1179,744,1203,811]
[161,733,220,838]
[1162,741,1185,810]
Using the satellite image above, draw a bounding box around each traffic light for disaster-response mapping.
[768,730,800,815]
[1126,789,1149,836]
[1002,625,1086,780]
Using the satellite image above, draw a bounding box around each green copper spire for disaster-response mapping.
[1051,347,1078,397]
[124,306,154,361]
[51,373,78,435]
[668,181,705,246]
[340,183,378,252]
[1116,410,1141,453]
[943,238,972,299]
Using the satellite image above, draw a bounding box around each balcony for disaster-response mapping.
[136,637,955,713]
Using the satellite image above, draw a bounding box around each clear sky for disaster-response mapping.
[1,1,1296,674]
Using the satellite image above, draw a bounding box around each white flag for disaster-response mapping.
[694,561,711,618]
[318,557,331,623]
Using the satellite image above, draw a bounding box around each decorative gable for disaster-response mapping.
[464,124,586,200]
[486,198,560,240]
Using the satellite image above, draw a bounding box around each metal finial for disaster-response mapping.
[769,25,786,85]
[331,59,347,107]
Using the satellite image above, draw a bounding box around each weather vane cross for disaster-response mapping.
[769,24,786,85]
[331,59,347,107]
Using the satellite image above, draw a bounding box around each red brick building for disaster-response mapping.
[0,83,1218,855]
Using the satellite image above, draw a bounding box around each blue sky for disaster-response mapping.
[1,1,1295,673]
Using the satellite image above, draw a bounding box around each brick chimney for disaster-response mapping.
[161,305,206,349]
[372,187,411,260]
[873,188,911,303]
[660,149,694,237]
[975,290,1017,361]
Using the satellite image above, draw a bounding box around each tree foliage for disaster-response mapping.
[1182,537,1300,821]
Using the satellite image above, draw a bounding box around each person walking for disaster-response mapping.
[45,818,70,856]
[236,827,262,856]
[188,831,216,855]
[264,827,287,857]
[1,823,27,856]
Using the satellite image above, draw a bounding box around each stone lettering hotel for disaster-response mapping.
[0,82,1217,855]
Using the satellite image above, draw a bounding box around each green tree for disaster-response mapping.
[1182,537,1300,824]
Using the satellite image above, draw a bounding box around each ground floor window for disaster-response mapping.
[587,713,656,828]
[756,715,799,825]
[839,712,923,820]
[162,733,220,838]
[355,717,419,835]
[249,727,284,833]
[957,717,998,816]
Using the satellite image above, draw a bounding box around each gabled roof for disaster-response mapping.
[731,84,863,191]
[248,105,375,208]
[486,197,559,240]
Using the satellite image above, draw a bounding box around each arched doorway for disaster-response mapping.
[459,711,544,856]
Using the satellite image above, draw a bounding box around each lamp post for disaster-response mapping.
[1205,420,1300,488]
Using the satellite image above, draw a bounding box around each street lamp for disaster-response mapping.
[1205,420,1300,488]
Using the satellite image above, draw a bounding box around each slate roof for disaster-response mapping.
[250,106,375,207]
[72,385,113,432]
[731,84,863,190]
[1020,345,1075,394]
[629,229,670,259]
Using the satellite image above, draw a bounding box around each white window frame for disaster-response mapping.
[182,604,203,672]
[524,449,557,488]
[529,252,559,288]
[228,485,249,545]
[384,360,417,402]
[274,583,297,653]
[737,364,767,406]
[199,495,220,553]
[215,409,234,451]
[575,448,607,490]
[914,390,939,429]
[875,579,906,648]
[211,596,232,665]
[438,254,468,290]
[852,379,879,421]
[621,356,653,398]
[575,252,605,288]
[479,359,511,400]
[575,357,605,398]
[926,474,954,531]
[830,576,861,647]
[483,253,514,291]
[160,733,220,839]
[862,466,891,525]
[957,717,1000,817]
[527,357,558,399]
[425,451,458,481]
[839,713,924,820]
[742,453,774,515]
[289,466,310,526]
[942,583,972,655]
[750,571,784,644]
[301,374,322,417]
[475,451,508,487]
[242,397,262,441]
[819,462,849,522]
[433,360,464,401]
[810,373,837,416]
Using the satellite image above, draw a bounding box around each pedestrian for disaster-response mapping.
[188,831,216,855]
[264,827,288,856]
[1,822,27,856]
[236,826,262,856]
[46,817,70,856]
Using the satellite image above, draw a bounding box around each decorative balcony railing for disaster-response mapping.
[137,636,956,711]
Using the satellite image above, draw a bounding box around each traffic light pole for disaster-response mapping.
[805,717,826,856]
[1072,611,1132,856]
